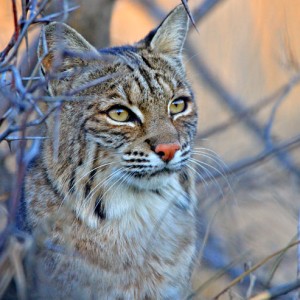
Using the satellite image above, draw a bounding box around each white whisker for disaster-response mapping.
[186,163,210,197]
[190,155,233,194]
[58,161,115,212]
[191,150,228,174]
[188,158,225,198]
[78,167,125,214]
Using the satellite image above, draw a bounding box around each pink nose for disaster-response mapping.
[154,143,181,162]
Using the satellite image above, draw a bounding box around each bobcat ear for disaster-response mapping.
[38,22,99,73]
[147,4,189,55]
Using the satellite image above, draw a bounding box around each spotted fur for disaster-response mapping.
[25,4,198,299]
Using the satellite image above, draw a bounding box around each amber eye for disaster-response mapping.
[107,107,130,122]
[169,99,186,115]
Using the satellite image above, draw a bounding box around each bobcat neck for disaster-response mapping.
[77,172,191,227]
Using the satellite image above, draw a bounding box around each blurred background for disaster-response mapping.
[1,0,300,299]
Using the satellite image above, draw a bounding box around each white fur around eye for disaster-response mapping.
[105,105,144,127]
[105,116,135,127]
[128,105,144,123]
[168,100,193,121]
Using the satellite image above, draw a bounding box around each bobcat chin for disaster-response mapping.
[24,4,198,299]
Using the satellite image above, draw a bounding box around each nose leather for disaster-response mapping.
[154,143,181,162]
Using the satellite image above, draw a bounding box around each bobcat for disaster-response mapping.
[24,4,198,299]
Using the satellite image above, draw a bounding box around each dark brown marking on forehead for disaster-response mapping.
[155,72,175,97]
[140,55,154,70]
[125,64,135,72]
[122,85,133,105]
[87,67,117,81]
[176,80,186,90]
[76,46,192,118]
[106,92,123,100]
[132,75,144,95]
[138,67,155,94]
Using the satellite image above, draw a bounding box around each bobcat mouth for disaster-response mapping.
[126,158,188,178]
[118,161,188,190]
[132,168,173,178]
[117,167,176,190]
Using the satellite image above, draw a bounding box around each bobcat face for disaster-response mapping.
[81,48,198,189]
[39,5,197,199]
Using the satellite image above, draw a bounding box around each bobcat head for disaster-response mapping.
[38,5,198,224]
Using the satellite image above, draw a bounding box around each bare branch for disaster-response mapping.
[196,133,300,183]
[197,74,300,139]
[212,240,300,299]
[0,0,49,67]
[180,0,198,32]
[193,0,226,24]
[296,213,300,299]
[0,105,59,143]
[185,43,300,178]
[250,279,300,300]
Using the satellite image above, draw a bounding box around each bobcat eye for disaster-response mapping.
[107,107,130,122]
[169,98,186,115]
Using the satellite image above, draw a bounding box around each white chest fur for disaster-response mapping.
[79,173,191,230]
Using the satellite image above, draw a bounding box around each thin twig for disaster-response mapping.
[5,136,48,141]
[185,43,300,178]
[212,240,300,299]
[0,105,59,142]
[29,5,80,23]
[296,212,300,299]
[188,251,250,299]
[193,0,226,24]
[298,212,300,279]
[196,133,300,183]
[180,0,198,32]
[250,279,300,300]
[197,74,300,139]
[265,236,296,287]
[0,0,49,67]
